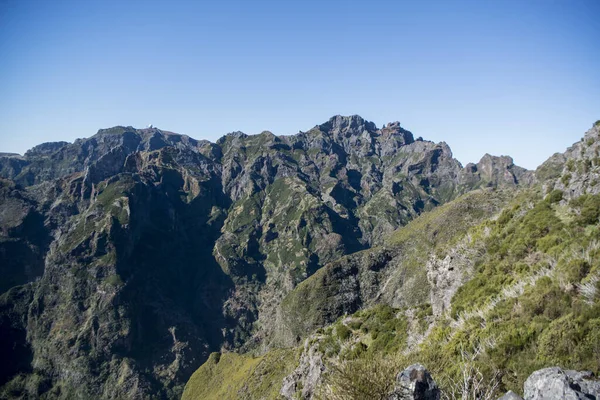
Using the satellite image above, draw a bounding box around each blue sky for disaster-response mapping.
[1,0,599,169]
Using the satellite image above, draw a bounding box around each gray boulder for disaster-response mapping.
[523,367,600,399]
[498,390,524,400]
[388,364,440,400]
[564,370,600,399]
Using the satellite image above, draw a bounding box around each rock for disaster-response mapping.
[544,122,600,199]
[280,339,326,399]
[498,390,524,400]
[564,370,600,398]
[388,364,440,400]
[523,367,600,400]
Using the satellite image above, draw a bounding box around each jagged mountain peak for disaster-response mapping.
[24,141,70,158]
[317,114,377,136]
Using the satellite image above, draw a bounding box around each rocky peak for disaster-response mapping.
[542,121,600,199]
[24,141,70,158]
[459,153,534,188]
[317,115,378,137]
[93,125,137,137]
[378,121,414,146]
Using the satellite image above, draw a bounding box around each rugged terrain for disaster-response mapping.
[0,115,573,399]
[182,120,600,399]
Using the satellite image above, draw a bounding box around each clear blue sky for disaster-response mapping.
[1,0,599,169]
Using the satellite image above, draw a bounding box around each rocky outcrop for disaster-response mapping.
[461,154,534,189]
[276,188,510,344]
[426,232,486,318]
[498,391,524,400]
[388,364,440,400]
[0,179,49,294]
[280,339,326,399]
[540,122,600,199]
[523,367,600,400]
[388,366,600,400]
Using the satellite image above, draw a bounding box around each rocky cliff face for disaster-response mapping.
[539,121,600,200]
[0,116,532,399]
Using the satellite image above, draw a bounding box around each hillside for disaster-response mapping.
[0,116,532,399]
[182,121,600,399]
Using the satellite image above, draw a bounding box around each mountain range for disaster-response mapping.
[0,116,598,399]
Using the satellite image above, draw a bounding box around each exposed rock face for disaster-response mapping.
[388,364,440,400]
[523,367,600,400]
[0,116,532,399]
[461,154,534,189]
[426,231,487,318]
[280,339,326,399]
[276,189,510,344]
[540,122,600,199]
[0,179,50,294]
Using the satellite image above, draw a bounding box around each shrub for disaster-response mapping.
[317,355,401,400]
[336,325,352,341]
[545,189,563,204]
[578,195,600,225]
[105,274,124,287]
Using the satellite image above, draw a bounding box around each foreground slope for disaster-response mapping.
[183,121,600,399]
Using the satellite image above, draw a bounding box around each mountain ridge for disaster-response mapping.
[0,115,537,399]
[182,120,600,400]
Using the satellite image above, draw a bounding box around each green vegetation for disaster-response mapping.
[535,159,564,181]
[315,305,408,360]
[96,175,135,207]
[181,349,297,400]
[408,189,600,395]
[279,188,510,345]
[316,355,401,400]
[104,274,124,287]
[310,188,600,397]
[545,189,563,204]
[58,215,99,252]
[191,186,600,398]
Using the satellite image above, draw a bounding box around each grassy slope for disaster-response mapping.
[184,186,600,398]
[314,187,600,396]
[182,349,297,400]
[182,188,513,398]
[412,188,600,394]
[279,188,511,339]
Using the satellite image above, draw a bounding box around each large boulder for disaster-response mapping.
[498,390,524,400]
[564,370,600,398]
[388,364,440,400]
[523,367,600,399]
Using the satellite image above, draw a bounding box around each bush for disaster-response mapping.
[105,274,123,287]
[336,325,352,341]
[579,195,600,225]
[545,189,563,204]
[317,355,401,400]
